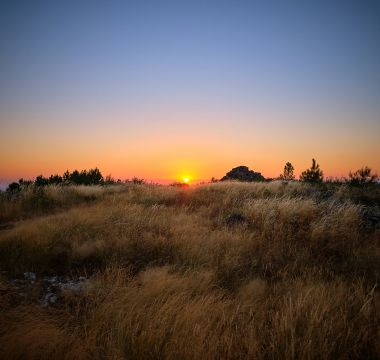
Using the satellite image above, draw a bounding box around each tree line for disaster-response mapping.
[215,159,377,185]
[278,159,378,185]
[4,160,379,193]
[5,168,146,193]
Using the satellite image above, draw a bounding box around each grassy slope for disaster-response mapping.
[0,182,379,359]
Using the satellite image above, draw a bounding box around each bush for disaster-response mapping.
[349,166,378,185]
[130,177,145,185]
[62,168,104,185]
[6,182,21,193]
[300,158,323,183]
[48,175,63,185]
[35,175,49,187]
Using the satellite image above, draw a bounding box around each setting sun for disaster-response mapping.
[183,177,189,183]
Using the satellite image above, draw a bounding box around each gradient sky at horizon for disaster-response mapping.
[1,0,380,183]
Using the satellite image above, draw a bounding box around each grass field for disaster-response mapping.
[0,181,379,359]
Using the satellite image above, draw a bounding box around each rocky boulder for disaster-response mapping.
[221,166,265,182]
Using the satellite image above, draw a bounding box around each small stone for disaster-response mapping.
[225,213,247,226]
[24,272,36,284]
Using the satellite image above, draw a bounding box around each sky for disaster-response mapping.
[1,0,380,184]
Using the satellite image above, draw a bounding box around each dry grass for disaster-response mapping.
[0,181,379,359]
[0,184,127,223]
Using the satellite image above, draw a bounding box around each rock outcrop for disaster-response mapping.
[221,166,265,182]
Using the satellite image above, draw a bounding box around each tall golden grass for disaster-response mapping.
[0,181,379,359]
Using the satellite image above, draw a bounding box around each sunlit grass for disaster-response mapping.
[0,181,379,359]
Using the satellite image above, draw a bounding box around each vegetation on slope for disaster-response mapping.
[0,181,379,359]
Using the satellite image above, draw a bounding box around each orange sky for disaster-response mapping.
[1,106,379,184]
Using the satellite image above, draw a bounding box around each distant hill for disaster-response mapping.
[221,166,265,182]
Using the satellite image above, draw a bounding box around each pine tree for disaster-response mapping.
[280,162,295,180]
[300,158,323,183]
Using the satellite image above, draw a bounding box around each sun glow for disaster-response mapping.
[183,177,189,183]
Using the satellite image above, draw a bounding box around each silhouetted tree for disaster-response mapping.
[60,168,104,185]
[349,166,378,185]
[48,174,63,185]
[70,170,81,184]
[18,178,33,186]
[86,168,103,185]
[6,182,21,193]
[279,162,295,180]
[35,175,49,186]
[63,170,71,183]
[300,159,323,183]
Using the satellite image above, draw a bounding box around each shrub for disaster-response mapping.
[300,158,323,183]
[48,174,63,185]
[104,175,116,185]
[130,177,145,185]
[349,166,378,185]
[62,168,104,185]
[35,175,49,187]
[6,182,21,193]
[18,178,33,187]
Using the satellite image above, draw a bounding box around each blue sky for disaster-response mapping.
[1,0,379,181]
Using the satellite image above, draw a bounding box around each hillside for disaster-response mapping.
[0,181,379,359]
